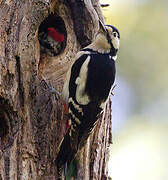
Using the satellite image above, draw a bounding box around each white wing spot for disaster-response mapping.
[62,51,91,102]
[112,37,120,49]
[75,77,81,85]
[75,56,91,105]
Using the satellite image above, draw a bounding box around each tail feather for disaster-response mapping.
[56,133,77,175]
[56,133,71,167]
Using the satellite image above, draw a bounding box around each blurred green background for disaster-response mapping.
[100,0,168,179]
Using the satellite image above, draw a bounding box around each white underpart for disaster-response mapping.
[87,43,110,54]
[97,48,110,54]
[75,56,90,105]
[62,68,71,102]
[68,97,83,116]
[100,99,107,110]
[86,34,111,54]
[62,51,90,102]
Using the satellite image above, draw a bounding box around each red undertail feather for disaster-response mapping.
[63,102,69,114]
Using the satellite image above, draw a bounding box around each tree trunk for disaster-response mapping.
[0,0,112,179]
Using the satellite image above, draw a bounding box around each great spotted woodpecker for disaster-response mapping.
[38,27,65,56]
[56,21,120,172]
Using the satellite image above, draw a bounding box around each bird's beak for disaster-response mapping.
[99,20,108,35]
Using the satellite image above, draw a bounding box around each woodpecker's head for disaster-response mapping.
[47,27,65,42]
[93,21,120,56]
[105,25,120,49]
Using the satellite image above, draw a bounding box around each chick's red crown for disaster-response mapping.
[48,27,65,42]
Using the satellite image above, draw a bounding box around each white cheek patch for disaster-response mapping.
[112,37,120,49]
[75,56,90,105]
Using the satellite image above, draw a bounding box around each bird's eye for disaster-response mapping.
[113,32,118,38]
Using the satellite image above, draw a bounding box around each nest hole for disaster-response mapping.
[0,98,10,139]
[38,14,67,57]
[0,97,19,143]
[0,111,9,138]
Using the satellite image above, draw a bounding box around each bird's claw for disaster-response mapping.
[48,82,61,101]
[41,79,61,101]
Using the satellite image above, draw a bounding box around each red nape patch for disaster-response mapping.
[48,27,65,42]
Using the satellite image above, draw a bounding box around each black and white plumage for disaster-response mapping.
[56,21,120,171]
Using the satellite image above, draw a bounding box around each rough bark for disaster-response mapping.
[0,0,112,179]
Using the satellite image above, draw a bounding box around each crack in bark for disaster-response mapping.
[0,109,9,138]
[0,97,20,151]
[65,0,91,47]
[15,56,24,107]
[4,151,10,180]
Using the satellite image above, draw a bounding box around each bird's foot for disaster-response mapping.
[48,82,61,101]
[48,82,69,117]
[41,79,61,100]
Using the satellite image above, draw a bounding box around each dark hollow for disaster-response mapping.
[0,98,9,138]
[38,14,67,57]
[0,112,9,138]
